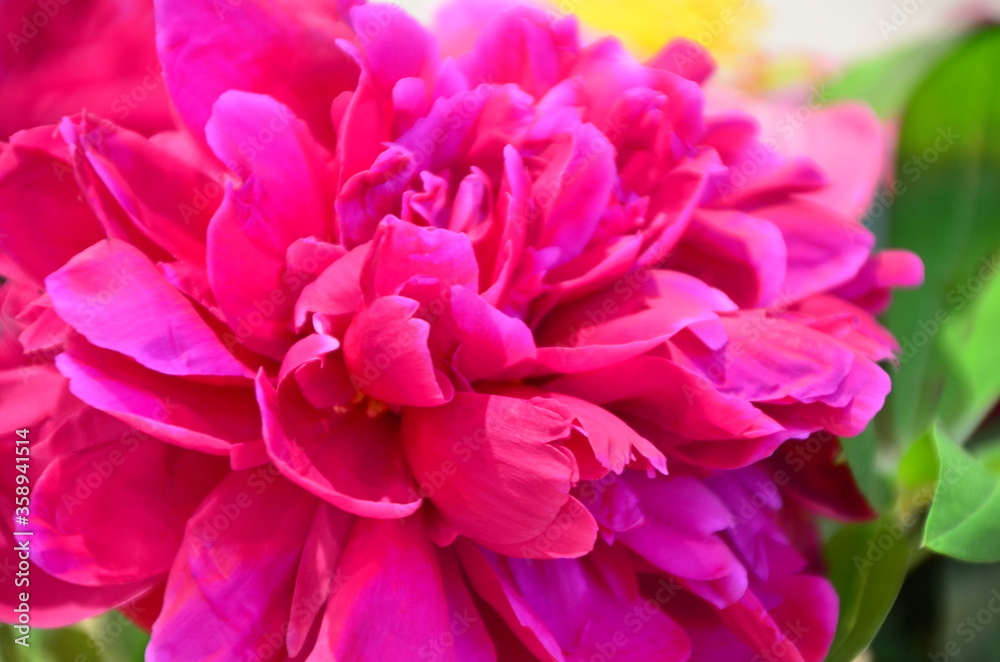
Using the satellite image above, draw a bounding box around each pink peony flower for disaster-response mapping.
[0,1,922,660]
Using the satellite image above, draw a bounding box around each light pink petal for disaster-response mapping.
[793,104,886,223]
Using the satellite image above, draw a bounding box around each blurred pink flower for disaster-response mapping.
[0,0,173,139]
[0,1,921,660]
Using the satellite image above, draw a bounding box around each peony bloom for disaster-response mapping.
[0,1,922,660]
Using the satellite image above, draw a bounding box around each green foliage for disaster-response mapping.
[881,26,1000,447]
[921,427,1000,563]
[824,519,914,662]
[0,612,148,662]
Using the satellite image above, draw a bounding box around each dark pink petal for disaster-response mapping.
[343,295,453,407]
[768,437,875,522]
[364,217,479,297]
[545,392,666,475]
[59,114,220,270]
[0,128,104,286]
[257,372,422,519]
[403,392,596,558]
[45,239,245,377]
[32,411,228,585]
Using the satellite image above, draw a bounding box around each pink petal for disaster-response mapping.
[32,411,228,585]
[45,239,245,377]
[55,340,260,454]
[147,474,319,661]
[343,295,453,407]
[0,128,104,287]
[403,392,596,557]
[155,0,358,144]
[257,372,422,519]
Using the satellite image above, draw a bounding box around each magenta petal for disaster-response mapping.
[321,517,496,661]
[146,474,318,661]
[33,413,228,585]
[55,340,260,454]
[365,217,479,296]
[155,0,358,144]
[45,239,245,377]
[286,505,355,657]
[457,542,567,662]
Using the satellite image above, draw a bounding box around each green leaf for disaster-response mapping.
[824,36,958,118]
[923,426,1000,562]
[883,26,1000,446]
[934,267,1000,441]
[824,519,913,662]
[0,611,149,662]
[840,425,892,513]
